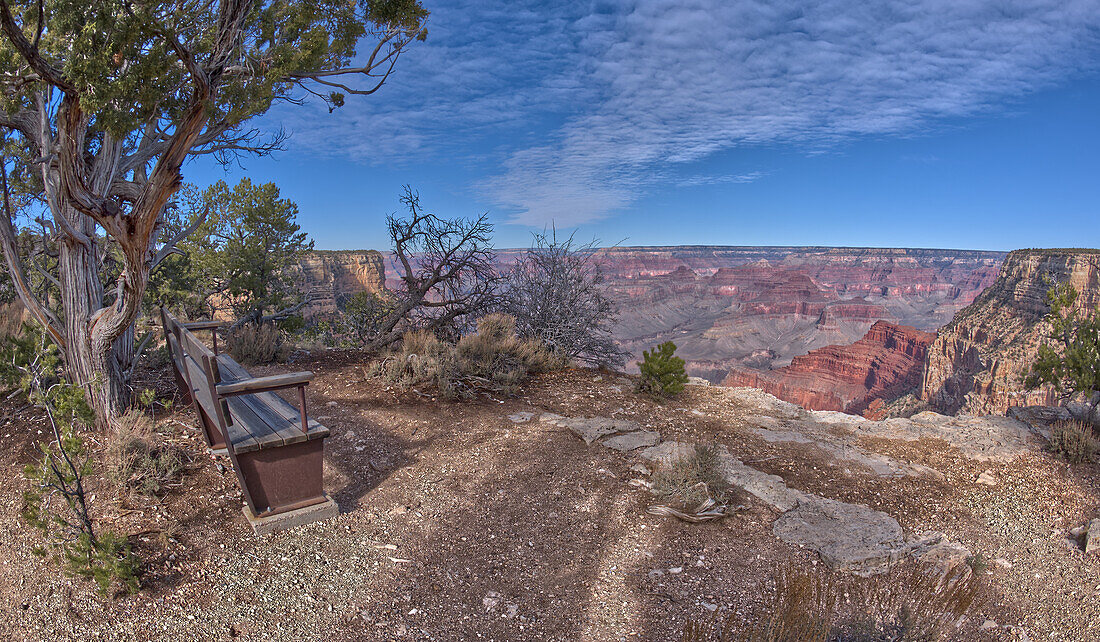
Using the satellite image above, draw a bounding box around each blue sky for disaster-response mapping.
[188,0,1100,252]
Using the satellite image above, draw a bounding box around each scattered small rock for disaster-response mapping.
[482,591,502,612]
[1086,518,1100,555]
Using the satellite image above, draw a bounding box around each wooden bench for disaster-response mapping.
[161,308,335,531]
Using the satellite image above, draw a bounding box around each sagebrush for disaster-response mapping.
[1048,419,1098,464]
[107,410,186,498]
[373,314,562,398]
[683,562,980,641]
[226,322,291,365]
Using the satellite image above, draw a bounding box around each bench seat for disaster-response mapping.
[181,352,329,454]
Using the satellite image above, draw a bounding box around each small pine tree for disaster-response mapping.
[1025,282,1100,420]
[637,341,689,399]
[4,324,140,595]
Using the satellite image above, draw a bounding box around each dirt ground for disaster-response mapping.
[0,351,1097,641]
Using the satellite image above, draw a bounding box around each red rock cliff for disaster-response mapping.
[290,250,387,319]
[919,249,1100,415]
[723,321,935,416]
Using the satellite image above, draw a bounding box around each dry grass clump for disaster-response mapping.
[1048,419,1098,464]
[0,301,28,339]
[225,322,290,365]
[682,562,981,642]
[373,314,562,398]
[652,443,731,509]
[107,410,186,498]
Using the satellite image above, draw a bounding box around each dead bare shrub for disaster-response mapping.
[225,322,290,365]
[652,443,731,509]
[681,562,981,642]
[1048,419,1098,464]
[373,314,562,398]
[107,410,186,498]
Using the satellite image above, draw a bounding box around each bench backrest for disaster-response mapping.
[161,308,232,439]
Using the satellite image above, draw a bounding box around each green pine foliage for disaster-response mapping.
[3,324,140,596]
[1025,282,1100,419]
[637,341,689,399]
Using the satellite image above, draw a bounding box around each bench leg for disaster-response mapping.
[169,364,194,407]
[195,404,228,452]
[234,439,327,516]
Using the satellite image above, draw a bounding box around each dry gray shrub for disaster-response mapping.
[225,322,290,365]
[373,313,562,398]
[500,231,628,369]
[107,410,186,498]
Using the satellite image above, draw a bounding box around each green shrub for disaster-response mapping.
[343,291,396,344]
[373,314,562,398]
[1048,419,1098,464]
[225,322,290,365]
[8,324,140,596]
[637,341,688,399]
[652,443,731,509]
[107,410,186,498]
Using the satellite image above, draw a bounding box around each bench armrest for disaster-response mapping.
[216,371,314,397]
[183,320,225,331]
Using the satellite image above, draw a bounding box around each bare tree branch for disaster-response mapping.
[0,155,64,346]
[152,206,208,269]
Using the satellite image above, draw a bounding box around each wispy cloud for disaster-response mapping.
[678,172,767,187]
[273,0,1100,226]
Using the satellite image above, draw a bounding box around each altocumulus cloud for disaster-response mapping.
[276,0,1100,226]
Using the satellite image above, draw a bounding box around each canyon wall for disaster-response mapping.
[290,250,387,319]
[600,247,1002,381]
[723,321,935,416]
[919,249,1100,415]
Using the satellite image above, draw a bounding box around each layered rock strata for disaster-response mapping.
[722,321,934,416]
[919,250,1100,415]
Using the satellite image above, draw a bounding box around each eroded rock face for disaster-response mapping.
[722,321,935,416]
[289,250,386,319]
[596,246,1002,381]
[919,250,1100,415]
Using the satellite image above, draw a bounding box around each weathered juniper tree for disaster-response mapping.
[1026,281,1100,421]
[0,0,427,420]
[365,186,498,350]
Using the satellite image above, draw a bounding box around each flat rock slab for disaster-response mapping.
[638,441,695,465]
[725,387,1040,463]
[718,453,810,512]
[602,430,661,452]
[243,496,338,536]
[508,412,535,424]
[772,497,907,576]
[542,415,643,445]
